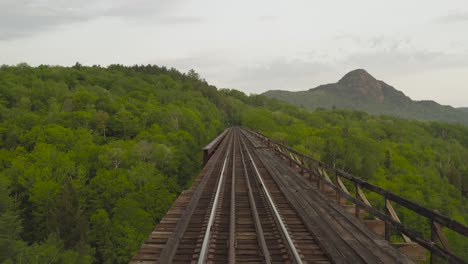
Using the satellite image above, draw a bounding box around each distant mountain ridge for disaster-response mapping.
[263,69,468,125]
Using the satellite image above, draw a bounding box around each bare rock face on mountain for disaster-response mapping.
[262,69,468,125]
[337,69,385,102]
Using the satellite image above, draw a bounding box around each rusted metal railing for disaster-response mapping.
[203,129,229,165]
[244,128,467,264]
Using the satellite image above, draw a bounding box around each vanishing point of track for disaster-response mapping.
[162,127,330,263]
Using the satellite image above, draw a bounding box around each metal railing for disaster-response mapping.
[244,128,468,264]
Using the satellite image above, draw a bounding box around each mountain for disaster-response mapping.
[262,69,468,125]
[459,107,468,113]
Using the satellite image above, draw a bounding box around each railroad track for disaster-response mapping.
[158,127,330,263]
[132,127,426,263]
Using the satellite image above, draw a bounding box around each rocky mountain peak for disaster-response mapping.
[338,69,385,102]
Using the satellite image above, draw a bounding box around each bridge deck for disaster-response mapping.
[131,127,414,263]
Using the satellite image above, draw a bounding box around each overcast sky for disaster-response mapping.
[1,0,467,107]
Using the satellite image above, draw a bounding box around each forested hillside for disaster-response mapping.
[0,64,228,263]
[0,64,466,263]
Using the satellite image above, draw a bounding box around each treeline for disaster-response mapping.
[0,64,466,263]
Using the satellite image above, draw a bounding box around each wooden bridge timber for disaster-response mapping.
[130,127,468,264]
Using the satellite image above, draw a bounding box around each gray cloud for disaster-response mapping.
[0,0,89,40]
[239,58,331,80]
[332,34,363,44]
[228,58,335,92]
[147,52,229,70]
[331,34,412,52]
[343,50,468,76]
[0,13,79,40]
[0,0,181,40]
[158,16,205,25]
[325,34,467,76]
[435,12,468,23]
[257,16,278,22]
[98,0,180,17]
[148,54,336,92]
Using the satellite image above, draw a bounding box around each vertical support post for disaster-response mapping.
[430,219,437,264]
[335,173,340,203]
[300,158,304,175]
[429,213,450,264]
[317,167,322,190]
[314,162,319,181]
[384,198,391,241]
[355,183,360,219]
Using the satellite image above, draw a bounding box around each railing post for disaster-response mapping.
[300,158,304,175]
[355,183,360,219]
[334,171,340,203]
[317,167,322,190]
[429,210,450,264]
[385,198,391,241]
[308,164,314,181]
[430,218,437,264]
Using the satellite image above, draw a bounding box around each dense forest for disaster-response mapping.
[0,64,466,263]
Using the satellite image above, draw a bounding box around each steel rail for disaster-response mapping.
[228,130,237,264]
[240,133,304,264]
[238,132,272,264]
[197,134,233,264]
[158,129,234,263]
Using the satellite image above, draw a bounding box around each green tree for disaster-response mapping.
[89,209,115,263]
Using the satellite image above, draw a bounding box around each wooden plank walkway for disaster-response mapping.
[258,148,413,263]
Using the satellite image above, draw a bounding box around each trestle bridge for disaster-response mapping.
[131,127,467,264]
